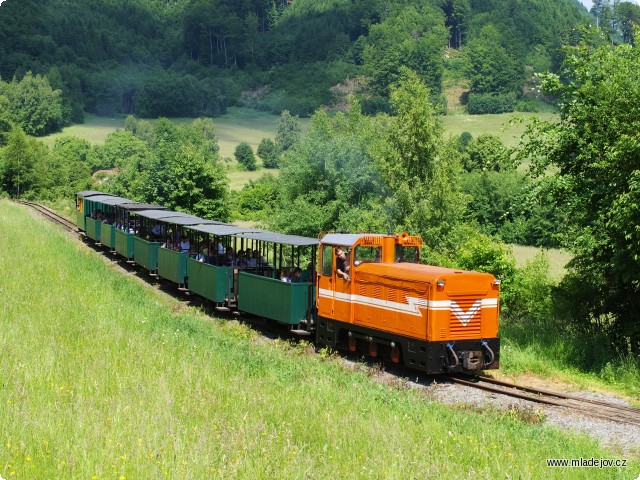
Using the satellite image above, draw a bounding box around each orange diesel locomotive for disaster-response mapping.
[315,233,500,373]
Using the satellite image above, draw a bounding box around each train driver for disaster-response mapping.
[336,247,350,282]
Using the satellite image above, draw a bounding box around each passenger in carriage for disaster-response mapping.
[222,247,235,266]
[236,250,247,268]
[291,267,302,283]
[151,223,163,240]
[253,249,267,266]
[280,268,291,283]
[206,248,218,265]
[179,236,191,254]
[195,247,208,263]
[300,263,314,282]
[246,251,257,268]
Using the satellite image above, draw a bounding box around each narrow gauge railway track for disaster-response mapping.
[448,374,640,427]
[18,200,78,233]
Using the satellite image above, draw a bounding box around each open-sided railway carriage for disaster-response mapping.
[76,191,500,374]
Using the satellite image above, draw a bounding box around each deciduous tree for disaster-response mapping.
[518,31,640,351]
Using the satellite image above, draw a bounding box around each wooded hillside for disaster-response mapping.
[0,0,603,126]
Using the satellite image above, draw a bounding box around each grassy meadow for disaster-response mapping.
[1,200,638,478]
[41,108,546,190]
[441,112,557,148]
[511,245,572,280]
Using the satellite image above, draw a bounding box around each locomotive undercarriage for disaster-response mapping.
[316,316,500,374]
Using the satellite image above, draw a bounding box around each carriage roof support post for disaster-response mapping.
[273,243,277,270]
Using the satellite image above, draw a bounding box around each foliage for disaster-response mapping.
[361,3,447,96]
[385,68,443,186]
[256,137,280,168]
[269,105,387,235]
[466,92,516,114]
[0,95,12,146]
[0,73,64,136]
[615,2,640,44]
[462,133,512,172]
[455,229,516,283]
[466,24,523,97]
[87,130,151,172]
[46,136,93,199]
[0,127,48,198]
[461,172,563,248]
[274,110,301,152]
[501,251,555,320]
[234,141,257,171]
[101,117,230,221]
[518,30,640,352]
[235,173,279,220]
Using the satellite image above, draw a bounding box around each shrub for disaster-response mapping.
[234,142,257,171]
[235,173,279,220]
[466,92,516,114]
[502,252,555,320]
[257,138,280,169]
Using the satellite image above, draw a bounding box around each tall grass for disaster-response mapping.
[501,317,640,400]
[1,200,637,478]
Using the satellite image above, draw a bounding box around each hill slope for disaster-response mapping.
[0,0,591,121]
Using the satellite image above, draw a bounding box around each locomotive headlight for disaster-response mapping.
[493,279,502,285]
[436,280,445,287]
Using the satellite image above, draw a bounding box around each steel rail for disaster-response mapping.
[18,200,78,232]
[448,374,640,427]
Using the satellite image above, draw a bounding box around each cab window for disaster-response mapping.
[354,246,382,265]
[321,245,333,276]
[395,245,419,263]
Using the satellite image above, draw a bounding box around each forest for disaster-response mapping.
[0,0,624,124]
[1,0,640,369]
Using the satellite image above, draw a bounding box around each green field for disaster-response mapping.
[441,112,557,148]
[44,108,546,152]
[511,245,572,280]
[1,200,636,478]
[41,108,549,190]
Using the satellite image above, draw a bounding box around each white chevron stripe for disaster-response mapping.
[318,289,497,322]
[451,299,482,326]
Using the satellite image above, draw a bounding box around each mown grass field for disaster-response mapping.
[441,112,558,148]
[1,200,637,478]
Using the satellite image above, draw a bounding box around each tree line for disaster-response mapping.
[4,0,638,124]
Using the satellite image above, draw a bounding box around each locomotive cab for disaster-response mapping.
[315,233,500,374]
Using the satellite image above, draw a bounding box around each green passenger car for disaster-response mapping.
[115,229,135,259]
[133,237,162,272]
[100,223,116,249]
[238,273,312,325]
[187,258,233,303]
[158,247,189,285]
[85,218,102,242]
